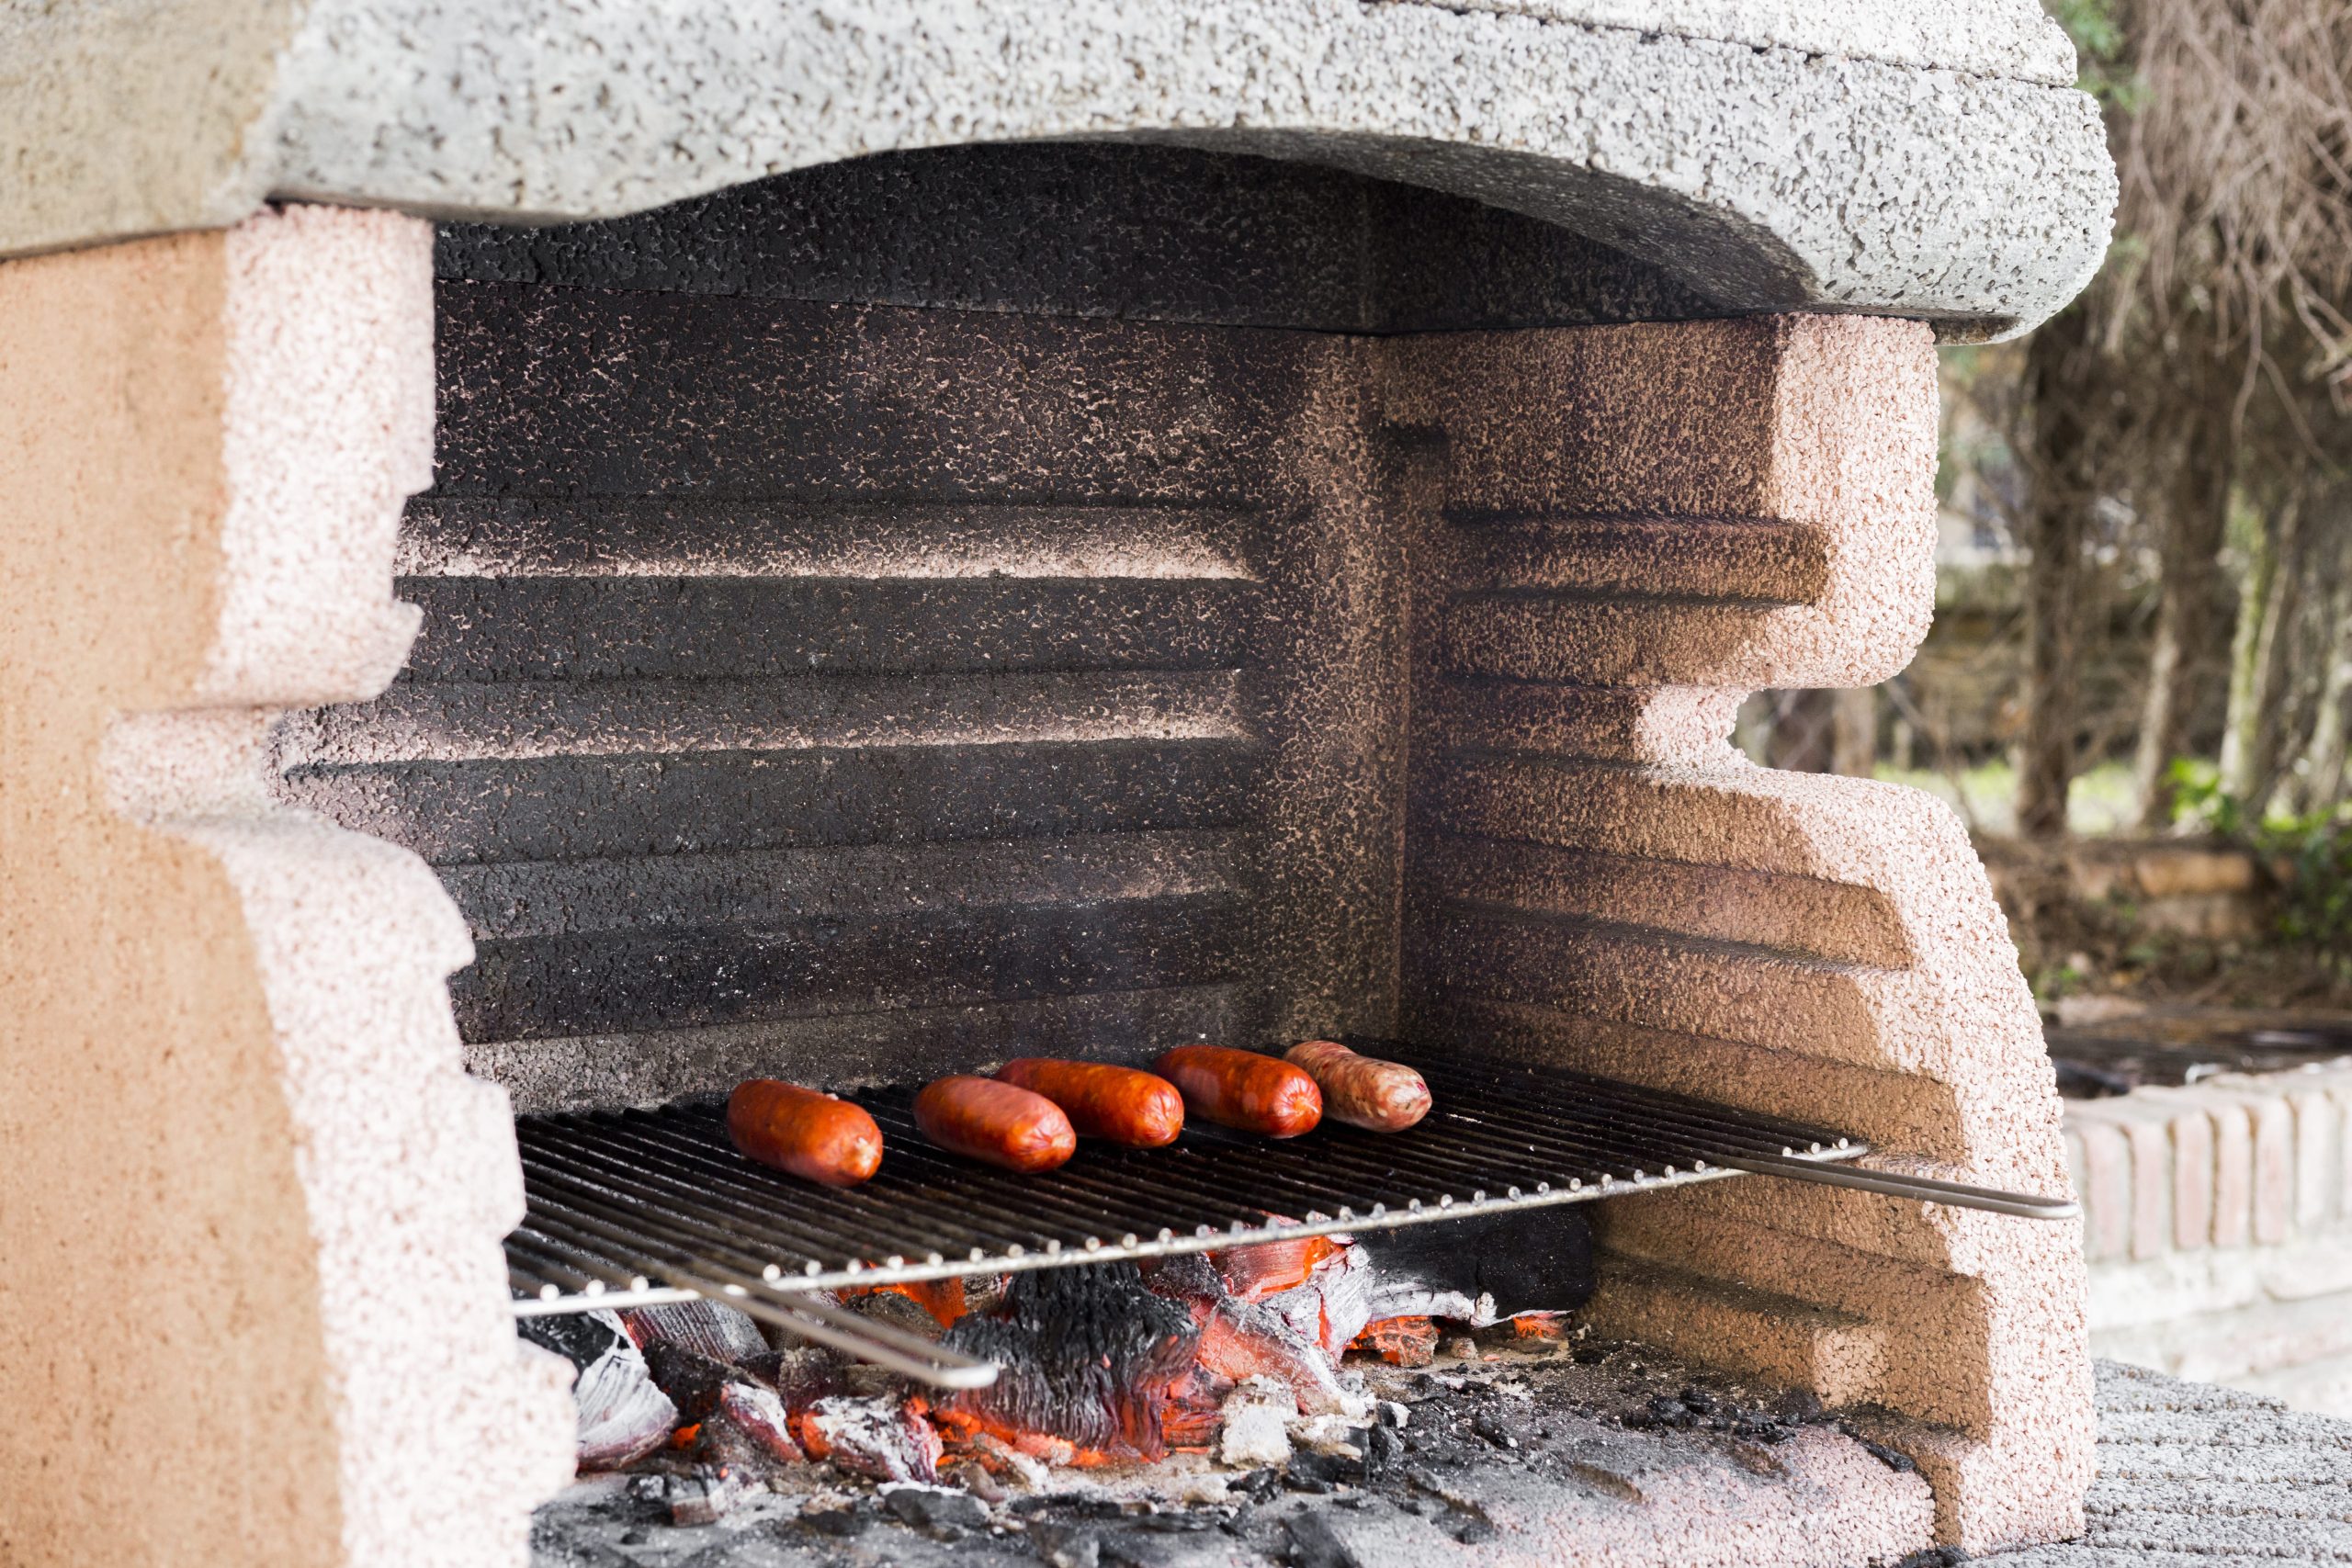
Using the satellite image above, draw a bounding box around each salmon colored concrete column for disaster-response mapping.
[1390,315,2097,1554]
[0,209,571,1567]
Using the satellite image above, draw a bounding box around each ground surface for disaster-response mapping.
[529,1350,2352,1565]
[1990,1361,2352,1564]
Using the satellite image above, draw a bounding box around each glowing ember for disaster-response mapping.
[1351,1316,1440,1367]
[531,1226,1588,1498]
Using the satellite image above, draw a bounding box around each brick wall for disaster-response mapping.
[2066,1066,2352,1416]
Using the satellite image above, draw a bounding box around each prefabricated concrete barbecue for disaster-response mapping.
[0,5,2118,1567]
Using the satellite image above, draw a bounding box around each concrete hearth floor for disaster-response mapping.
[527,1359,2352,1566]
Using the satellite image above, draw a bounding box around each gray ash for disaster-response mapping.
[530,1326,1928,1568]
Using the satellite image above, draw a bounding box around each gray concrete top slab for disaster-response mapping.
[2,1,2114,338]
[1391,0,2082,85]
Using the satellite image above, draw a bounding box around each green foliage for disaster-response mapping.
[2169,757,2352,965]
[2048,0,2147,108]
[2050,0,2122,62]
[2166,757,2245,838]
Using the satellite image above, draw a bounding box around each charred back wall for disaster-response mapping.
[278,150,1721,1111]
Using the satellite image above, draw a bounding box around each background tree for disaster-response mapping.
[2013,0,2352,830]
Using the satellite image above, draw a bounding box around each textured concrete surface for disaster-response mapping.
[283,247,2088,1552]
[0,210,571,1568]
[2,0,2113,336]
[1403,0,2079,85]
[1391,314,2095,1553]
[1985,1360,2352,1565]
[2067,1066,2352,1417]
[435,144,1724,334]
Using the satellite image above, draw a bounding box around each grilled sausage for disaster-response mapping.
[1283,1041,1431,1132]
[914,1076,1078,1172]
[1152,1045,1322,1138]
[727,1079,885,1187]
[995,1058,1185,1147]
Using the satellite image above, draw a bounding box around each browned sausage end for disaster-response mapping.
[1283,1041,1431,1132]
[727,1079,885,1187]
[1152,1044,1322,1138]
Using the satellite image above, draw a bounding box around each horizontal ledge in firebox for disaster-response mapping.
[503,1045,2078,1372]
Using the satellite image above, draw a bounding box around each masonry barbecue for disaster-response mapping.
[1,6,2120,1568]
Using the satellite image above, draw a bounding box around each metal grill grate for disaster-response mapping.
[504,1045,2075,1386]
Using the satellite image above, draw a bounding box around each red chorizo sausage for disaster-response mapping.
[1152,1045,1322,1138]
[727,1079,885,1187]
[994,1058,1185,1147]
[1283,1041,1431,1132]
[914,1076,1077,1172]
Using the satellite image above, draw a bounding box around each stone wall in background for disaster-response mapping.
[2067,1064,2352,1416]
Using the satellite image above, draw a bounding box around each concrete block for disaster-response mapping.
[2210,1101,2255,1250]
[1,1,2115,343]
[2288,1084,2343,1234]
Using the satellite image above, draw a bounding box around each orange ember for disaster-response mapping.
[1511,1313,1567,1341]
[838,1277,969,1329]
[1351,1316,1438,1367]
[933,1405,1114,1467]
[1211,1234,1341,1300]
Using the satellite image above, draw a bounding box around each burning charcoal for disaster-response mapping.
[941,1262,1199,1460]
[1143,1251,1227,1307]
[741,1346,847,1412]
[880,1483,989,1538]
[619,1298,767,1365]
[1212,1234,1344,1300]
[797,1393,944,1483]
[1350,1316,1438,1368]
[640,1339,737,1423]
[949,1459,1009,1504]
[842,1288,948,1343]
[707,1381,804,1466]
[1217,1378,1295,1468]
[1196,1296,1357,1416]
[1260,1244,1373,1359]
[1158,1364,1236,1450]
[961,1430,1052,1491]
[520,1309,681,1471]
[841,1362,906,1398]
[844,1279,971,1328]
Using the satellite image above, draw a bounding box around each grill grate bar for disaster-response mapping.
[511,1045,1852,1293]
[506,1043,2075,1385]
